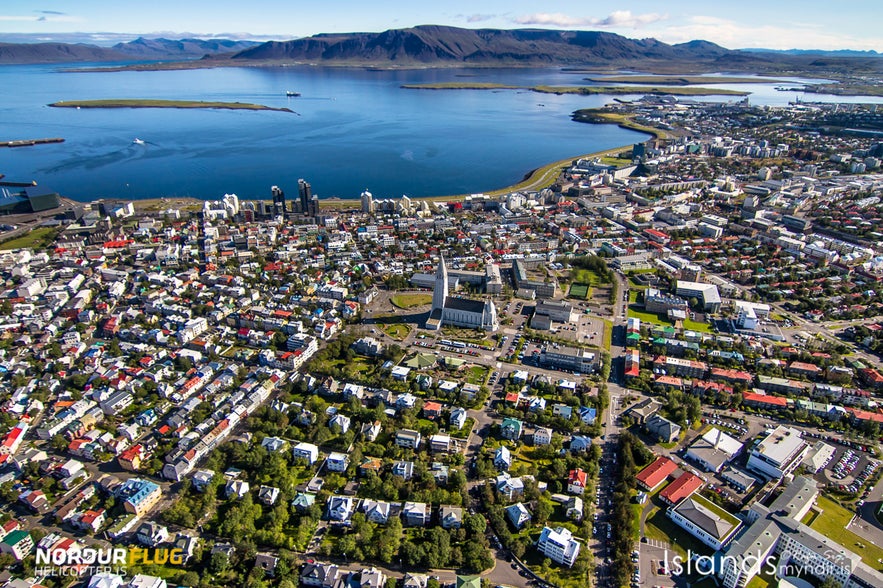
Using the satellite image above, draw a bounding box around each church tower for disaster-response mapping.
[432,254,448,314]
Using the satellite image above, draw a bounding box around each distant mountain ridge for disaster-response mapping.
[0,37,259,64]
[112,37,260,59]
[741,48,881,57]
[0,26,879,75]
[230,25,733,65]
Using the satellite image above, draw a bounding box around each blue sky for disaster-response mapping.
[1,0,880,51]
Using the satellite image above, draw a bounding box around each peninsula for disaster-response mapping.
[401,83,749,96]
[48,99,294,113]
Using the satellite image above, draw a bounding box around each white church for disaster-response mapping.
[427,255,499,332]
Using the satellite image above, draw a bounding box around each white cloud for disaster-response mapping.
[514,10,666,29]
[0,14,81,23]
[466,14,496,23]
[653,15,883,51]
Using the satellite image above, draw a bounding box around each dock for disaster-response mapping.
[1,138,65,148]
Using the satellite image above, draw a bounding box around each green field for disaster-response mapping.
[49,99,293,112]
[627,306,669,326]
[584,75,784,85]
[0,227,59,251]
[683,318,712,333]
[568,283,590,299]
[466,365,489,385]
[382,323,411,340]
[571,268,607,286]
[807,495,883,570]
[391,293,432,308]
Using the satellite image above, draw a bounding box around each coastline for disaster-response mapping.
[128,111,657,212]
[401,83,750,97]
[48,99,294,113]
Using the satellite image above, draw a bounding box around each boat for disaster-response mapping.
[133,138,145,145]
[286,91,301,97]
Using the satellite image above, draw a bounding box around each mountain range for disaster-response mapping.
[0,26,880,75]
[0,37,259,63]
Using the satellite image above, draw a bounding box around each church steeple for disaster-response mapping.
[432,253,448,313]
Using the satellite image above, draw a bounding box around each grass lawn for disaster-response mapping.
[600,318,613,351]
[568,283,590,299]
[571,268,607,286]
[465,365,489,385]
[683,318,712,333]
[627,305,670,326]
[382,323,411,340]
[808,495,883,570]
[745,569,777,588]
[0,227,59,250]
[644,507,713,560]
[391,293,432,308]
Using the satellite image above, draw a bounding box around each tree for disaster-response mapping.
[209,551,230,574]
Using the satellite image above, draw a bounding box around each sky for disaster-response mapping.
[1,0,881,52]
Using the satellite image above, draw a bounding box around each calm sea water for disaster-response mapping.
[1,64,879,202]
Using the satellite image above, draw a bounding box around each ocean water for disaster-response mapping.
[0,64,876,202]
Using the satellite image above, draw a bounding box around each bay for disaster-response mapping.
[0,64,878,202]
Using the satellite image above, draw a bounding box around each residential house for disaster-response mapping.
[327,495,354,522]
[395,429,421,449]
[402,502,430,527]
[500,418,523,440]
[362,499,391,524]
[326,452,349,473]
[533,427,553,446]
[506,503,532,530]
[439,506,463,529]
[494,446,511,471]
[567,469,587,495]
[449,407,467,430]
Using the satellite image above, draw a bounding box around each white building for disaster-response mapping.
[428,255,498,331]
[746,426,809,480]
[293,442,319,465]
[537,526,581,567]
[668,494,741,551]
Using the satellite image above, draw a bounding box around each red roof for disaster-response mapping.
[660,472,703,505]
[568,468,587,487]
[423,401,443,414]
[636,456,677,490]
[743,392,789,407]
[848,408,883,423]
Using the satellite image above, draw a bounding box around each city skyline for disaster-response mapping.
[0,0,881,52]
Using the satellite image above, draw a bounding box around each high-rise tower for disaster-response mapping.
[298,179,312,214]
[432,254,448,314]
[271,185,286,218]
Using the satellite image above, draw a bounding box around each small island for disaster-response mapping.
[402,83,749,97]
[48,99,295,113]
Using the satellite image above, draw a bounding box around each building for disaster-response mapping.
[540,346,598,374]
[684,427,744,473]
[439,506,463,529]
[118,478,161,517]
[531,300,576,329]
[668,493,741,551]
[675,280,721,312]
[746,426,809,480]
[494,446,511,471]
[567,469,587,495]
[327,495,354,522]
[293,442,320,465]
[506,503,532,530]
[427,255,498,331]
[500,418,523,440]
[636,456,677,491]
[660,472,703,506]
[627,398,662,425]
[533,427,553,446]
[0,530,33,561]
[402,502,429,527]
[537,526,581,567]
[326,452,349,473]
[395,429,422,449]
[645,414,681,443]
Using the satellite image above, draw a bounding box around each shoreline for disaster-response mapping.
[48,99,294,113]
[401,82,750,97]
[125,112,656,212]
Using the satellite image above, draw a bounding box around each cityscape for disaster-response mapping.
[2,9,883,588]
